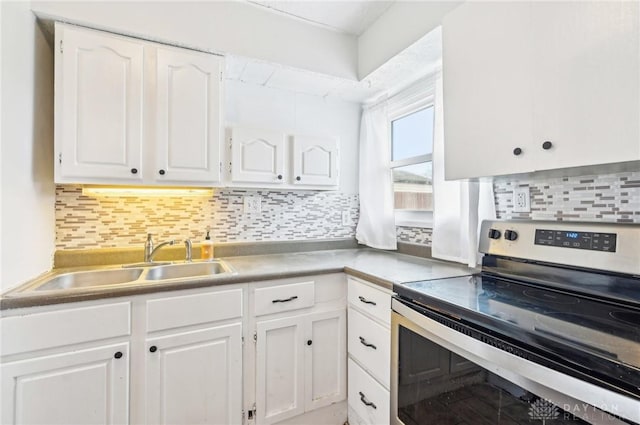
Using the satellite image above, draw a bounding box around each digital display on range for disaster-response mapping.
[535,229,617,252]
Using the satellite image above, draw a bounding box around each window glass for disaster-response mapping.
[392,162,433,211]
[391,106,434,161]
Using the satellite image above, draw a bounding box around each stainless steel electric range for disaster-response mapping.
[391,220,640,425]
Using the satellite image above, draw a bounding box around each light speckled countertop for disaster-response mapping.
[1,248,475,310]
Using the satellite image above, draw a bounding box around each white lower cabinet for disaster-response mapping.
[145,324,243,425]
[256,315,306,423]
[255,309,347,425]
[1,342,130,425]
[252,274,347,425]
[348,359,390,425]
[142,287,244,425]
[1,274,349,425]
[0,302,132,425]
[347,277,392,425]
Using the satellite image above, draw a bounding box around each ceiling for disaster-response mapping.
[246,1,395,36]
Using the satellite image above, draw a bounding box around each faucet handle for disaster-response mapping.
[184,239,193,262]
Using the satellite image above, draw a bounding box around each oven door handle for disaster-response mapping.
[359,336,377,350]
[359,391,377,409]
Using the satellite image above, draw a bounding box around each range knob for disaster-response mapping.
[504,230,518,241]
[488,229,501,239]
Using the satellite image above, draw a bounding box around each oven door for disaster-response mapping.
[391,297,637,425]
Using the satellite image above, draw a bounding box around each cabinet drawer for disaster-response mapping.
[348,358,390,425]
[254,281,314,316]
[347,278,390,325]
[147,288,242,332]
[1,302,130,356]
[348,309,390,389]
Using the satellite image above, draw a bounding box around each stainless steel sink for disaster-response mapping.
[3,260,236,298]
[33,268,144,291]
[145,262,231,281]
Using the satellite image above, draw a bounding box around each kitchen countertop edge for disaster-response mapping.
[0,248,472,310]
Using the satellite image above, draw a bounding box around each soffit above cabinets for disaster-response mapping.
[246,1,395,36]
[226,25,442,104]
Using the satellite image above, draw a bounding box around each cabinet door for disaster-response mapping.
[442,2,535,179]
[1,343,129,425]
[292,135,339,187]
[145,323,242,425]
[255,315,305,424]
[530,1,640,171]
[230,127,286,184]
[305,309,347,411]
[155,47,223,184]
[56,23,143,183]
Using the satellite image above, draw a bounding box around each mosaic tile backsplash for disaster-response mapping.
[55,170,638,251]
[56,186,359,249]
[494,170,640,223]
[397,226,433,245]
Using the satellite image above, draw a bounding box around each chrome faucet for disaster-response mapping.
[144,233,175,262]
[184,239,192,262]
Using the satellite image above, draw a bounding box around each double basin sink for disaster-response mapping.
[6,260,235,296]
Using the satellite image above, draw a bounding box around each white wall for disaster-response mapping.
[225,80,360,194]
[358,1,461,79]
[1,1,56,291]
[32,1,358,80]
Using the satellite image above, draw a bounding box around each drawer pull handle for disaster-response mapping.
[358,296,376,306]
[272,295,298,303]
[359,392,377,409]
[359,336,377,350]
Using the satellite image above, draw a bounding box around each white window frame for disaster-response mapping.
[388,94,435,228]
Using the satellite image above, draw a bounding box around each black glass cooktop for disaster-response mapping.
[394,273,640,398]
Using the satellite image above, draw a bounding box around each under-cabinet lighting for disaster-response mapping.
[81,186,214,198]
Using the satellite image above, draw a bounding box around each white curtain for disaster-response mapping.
[432,71,496,267]
[356,104,398,250]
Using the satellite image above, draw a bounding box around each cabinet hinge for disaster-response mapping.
[58,153,62,165]
[247,404,257,421]
[229,161,232,174]
[253,332,257,343]
[59,40,63,53]
[219,161,222,174]
[220,71,223,82]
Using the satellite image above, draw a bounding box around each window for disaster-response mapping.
[389,98,435,227]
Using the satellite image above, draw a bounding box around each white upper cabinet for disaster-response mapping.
[443,1,640,180]
[56,24,144,183]
[155,47,222,184]
[54,23,223,186]
[230,127,286,184]
[228,126,340,189]
[529,1,640,171]
[292,135,339,187]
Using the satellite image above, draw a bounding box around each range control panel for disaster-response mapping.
[534,229,617,252]
[479,220,640,276]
